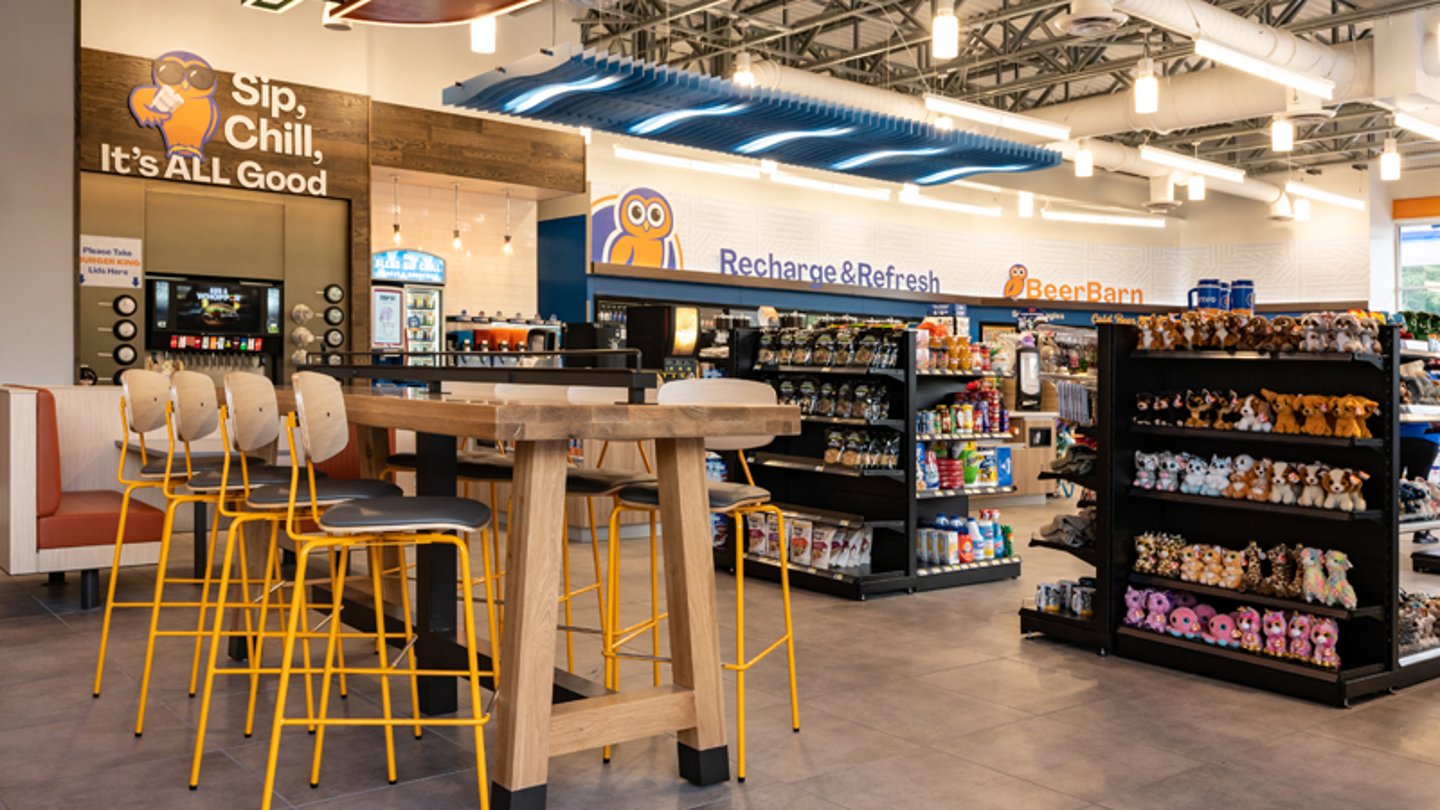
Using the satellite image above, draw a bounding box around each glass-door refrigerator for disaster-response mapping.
[402,285,443,365]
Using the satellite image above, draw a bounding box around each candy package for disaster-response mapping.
[788,519,813,566]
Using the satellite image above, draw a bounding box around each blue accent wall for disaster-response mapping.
[537,215,588,322]
[587,274,931,320]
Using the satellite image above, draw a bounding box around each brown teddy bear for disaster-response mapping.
[1332,395,1380,439]
[1262,315,1301,353]
[1297,394,1334,436]
[1239,316,1272,351]
[1262,389,1302,434]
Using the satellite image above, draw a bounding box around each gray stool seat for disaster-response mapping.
[318,496,492,534]
[566,468,655,496]
[245,478,402,510]
[185,464,321,493]
[140,454,265,478]
[616,480,770,512]
[387,450,515,481]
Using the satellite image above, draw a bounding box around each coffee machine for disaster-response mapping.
[626,305,700,380]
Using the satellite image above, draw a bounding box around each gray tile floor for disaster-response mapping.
[4,498,1440,809]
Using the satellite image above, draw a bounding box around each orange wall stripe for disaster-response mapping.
[1394,197,1440,219]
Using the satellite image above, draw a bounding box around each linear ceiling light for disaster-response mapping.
[613,145,762,179]
[735,126,855,155]
[629,103,749,135]
[923,95,1071,141]
[914,164,1033,186]
[831,147,947,171]
[768,168,891,200]
[1193,38,1335,100]
[1041,208,1166,229]
[899,184,1001,218]
[1283,181,1365,211]
[1138,145,1245,183]
[502,75,622,114]
[1396,112,1440,143]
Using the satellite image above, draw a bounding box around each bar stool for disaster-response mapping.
[188,372,404,789]
[132,370,309,735]
[261,372,492,809]
[602,378,800,781]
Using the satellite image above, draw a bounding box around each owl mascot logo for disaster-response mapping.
[128,51,219,160]
[590,188,684,269]
[1002,264,1029,299]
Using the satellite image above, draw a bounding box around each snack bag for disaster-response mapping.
[746,512,770,556]
[810,525,836,570]
[856,527,874,568]
[765,512,782,559]
[788,519,813,566]
[830,528,855,569]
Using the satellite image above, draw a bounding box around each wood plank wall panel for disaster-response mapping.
[370,102,585,194]
[77,48,372,348]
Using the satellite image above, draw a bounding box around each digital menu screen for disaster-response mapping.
[149,277,282,337]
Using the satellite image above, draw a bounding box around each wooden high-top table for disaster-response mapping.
[276,387,798,809]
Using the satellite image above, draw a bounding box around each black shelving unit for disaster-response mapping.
[1106,323,1425,706]
[727,330,1023,599]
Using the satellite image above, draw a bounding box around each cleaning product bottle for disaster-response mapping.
[967,515,986,560]
[956,519,973,563]
[976,511,994,560]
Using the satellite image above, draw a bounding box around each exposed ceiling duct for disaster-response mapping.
[1054,0,1129,39]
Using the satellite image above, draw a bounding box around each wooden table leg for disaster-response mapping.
[654,437,730,785]
[491,439,568,810]
[414,430,460,716]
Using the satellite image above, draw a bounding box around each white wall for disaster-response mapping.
[371,178,539,318]
[0,1,76,384]
[81,0,577,112]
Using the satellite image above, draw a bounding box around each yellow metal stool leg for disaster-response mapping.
[308,546,352,788]
[392,545,424,739]
[187,498,225,697]
[733,511,748,782]
[369,543,400,785]
[476,526,501,687]
[245,525,283,738]
[261,543,315,810]
[585,496,607,642]
[189,513,250,789]
[454,537,491,810]
[134,495,186,737]
[93,482,143,697]
[560,503,576,673]
[601,504,624,764]
[648,512,662,687]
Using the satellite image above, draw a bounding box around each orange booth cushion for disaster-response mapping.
[37,491,166,550]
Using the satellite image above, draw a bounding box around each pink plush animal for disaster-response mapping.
[1288,612,1314,660]
[1262,610,1288,656]
[1203,613,1238,648]
[1124,587,1147,627]
[1145,590,1172,634]
[1235,607,1262,652]
[1194,603,1217,625]
[1168,606,1202,639]
[1311,618,1340,668]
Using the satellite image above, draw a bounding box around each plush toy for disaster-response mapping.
[1298,395,1333,436]
[1300,312,1332,353]
[1124,587,1148,627]
[1263,543,1299,597]
[1323,550,1357,609]
[1134,393,1154,425]
[1220,549,1246,590]
[1262,609,1288,656]
[1233,394,1273,432]
[1268,461,1301,505]
[1157,535,1184,578]
[1203,612,1238,648]
[1225,460,1253,500]
[1185,389,1214,429]
[1332,395,1380,439]
[1158,317,1184,350]
[1323,467,1368,512]
[1235,607,1263,652]
[1247,459,1273,502]
[1240,316,1272,351]
[1355,313,1381,354]
[1172,590,1198,609]
[1156,451,1181,492]
[1331,312,1366,353]
[1180,454,1208,495]
[1200,546,1224,586]
[1181,311,1211,350]
[1168,606,1202,639]
[1134,450,1158,490]
[1311,618,1340,668]
[1133,533,1159,574]
[1179,544,1206,582]
[1263,390,1302,434]
[1263,315,1302,353]
[1287,612,1315,660]
[1145,590,1173,633]
[1297,546,1326,604]
[1240,542,1264,593]
[1213,312,1241,350]
[1213,389,1242,431]
[1297,463,1329,508]
[1138,317,1159,350]
[1204,455,1232,497]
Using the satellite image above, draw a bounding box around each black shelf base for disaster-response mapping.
[1019,606,1107,652]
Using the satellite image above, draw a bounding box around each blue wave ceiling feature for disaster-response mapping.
[443,47,1060,186]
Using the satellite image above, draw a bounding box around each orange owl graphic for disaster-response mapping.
[1002,264,1029,298]
[128,51,219,160]
[605,190,678,267]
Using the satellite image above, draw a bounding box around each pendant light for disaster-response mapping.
[1293,196,1312,222]
[1187,174,1206,201]
[391,175,402,246]
[1271,117,1295,152]
[451,183,463,250]
[733,53,756,87]
[1134,58,1158,115]
[1075,139,1094,178]
[502,189,514,257]
[1381,136,1402,182]
[932,3,959,62]
[470,15,497,54]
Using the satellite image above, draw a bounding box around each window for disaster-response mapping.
[1399,220,1440,314]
